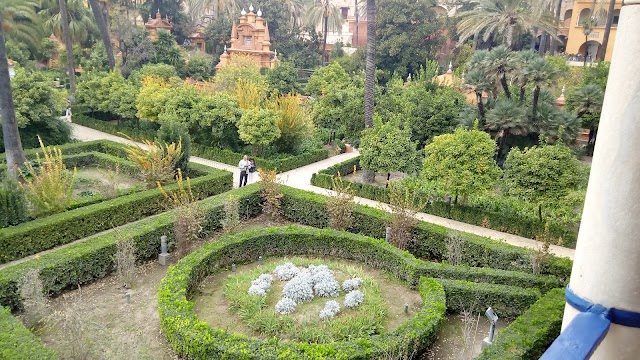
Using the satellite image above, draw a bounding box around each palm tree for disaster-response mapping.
[363,0,374,129]
[0,0,40,177]
[597,0,616,61]
[304,0,343,63]
[522,57,558,118]
[513,50,538,101]
[568,84,604,118]
[87,0,115,70]
[39,0,97,43]
[57,0,76,100]
[456,0,559,50]
[484,46,515,98]
[549,0,562,55]
[485,98,528,155]
[463,69,492,123]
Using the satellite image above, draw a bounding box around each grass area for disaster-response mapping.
[343,170,407,188]
[74,166,142,199]
[193,256,422,343]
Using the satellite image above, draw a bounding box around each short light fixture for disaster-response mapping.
[482,307,499,349]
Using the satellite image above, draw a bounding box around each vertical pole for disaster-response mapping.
[560,3,640,358]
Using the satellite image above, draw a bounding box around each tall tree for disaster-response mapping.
[0,0,41,177]
[58,0,76,100]
[522,57,558,118]
[304,0,343,63]
[39,0,97,44]
[363,0,375,129]
[597,0,616,61]
[88,0,115,69]
[550,0,562,55]
[456,0,559,49]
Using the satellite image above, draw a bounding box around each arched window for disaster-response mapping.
[578,8,592,26]
[564,9,573,21]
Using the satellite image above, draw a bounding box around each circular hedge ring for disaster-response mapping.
[158,225,446,359]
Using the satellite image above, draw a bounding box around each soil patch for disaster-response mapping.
[343,170,407,188]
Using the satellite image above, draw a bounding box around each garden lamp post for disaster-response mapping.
[482,307,499,349]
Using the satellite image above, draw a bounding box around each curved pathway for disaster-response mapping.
[70,123,575,260]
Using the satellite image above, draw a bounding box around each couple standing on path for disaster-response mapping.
[238,155,257,187]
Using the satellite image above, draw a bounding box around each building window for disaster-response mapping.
[196,42,202,50]
[613,9,620,27]
[243,36,253,46]
[341,7,348,19]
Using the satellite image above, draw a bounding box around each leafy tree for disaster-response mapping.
[310,79,364,146]
[3,69,70,150]
[581,61,609,91]
[274,26,322,69]
[203,15,232,66]
[116,21,156,77]
[213,55,265,93]
[130,63,178,84]
[153,30,186,70]
[485,98,528,157]
[270,93,313,152]
[502,138,582,222]
[5,39,31,66]
[237,108,281,153]
[359,118,418,180]
[332,47,365,75]
[375,0,444,79]
[182,51,213,80]
[136,76,172,121]
[266,61,300,95]
[422,126,501,204]
[81,42,111,72]
[305,61,350,96]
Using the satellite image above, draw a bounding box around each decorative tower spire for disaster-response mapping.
[448,61,453,73]
[249,4,254,12]
[257,9,262,17]
[241,8,246,15]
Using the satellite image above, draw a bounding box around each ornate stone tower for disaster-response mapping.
[216,5,279,70]
[144,9,173,41]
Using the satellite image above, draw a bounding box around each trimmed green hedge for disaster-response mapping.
[0,158,232,264]
[0,184,263,310]
[310,157,578,247]
[436,279,541,319]
[158,225,447,359]
[477,288,565,359]
[73,114,330,173]
[280,186,573,280]
[0,307,57,359]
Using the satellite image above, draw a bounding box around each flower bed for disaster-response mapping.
[158,226,448,359]
[0,141,232,264]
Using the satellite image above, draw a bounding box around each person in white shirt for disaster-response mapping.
[238,155,250,187]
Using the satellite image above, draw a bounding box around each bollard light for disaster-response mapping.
[482,307,499,349]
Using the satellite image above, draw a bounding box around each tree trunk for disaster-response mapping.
[539,32,548,55]
[532,85,540,118]
[519,86,526,101]
[59,0,76,103]
[472,31,479,50]
[538,204,543,223]
[550,0,562,55]
[322,15,329,63]
[531,27,538,50]
[500,72,511,99]
[583,35,589,67]
[354,0,359,47]
[476,91,485,123]
[598,0,616,61]
[88,0,116,70]
[364,0,376,129]
[506,25,514,49]
[0,19,26,178]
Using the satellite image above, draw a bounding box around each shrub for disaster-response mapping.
[19,137,77,217]
[221,197,240,233]
[445,232,465,266]
[319,300,341,320]
[273,262,300,281]
[18,269,48,328]
[126,139,182,188]
[157,121,192,174]
[0,178,29,227]
[477,288,565,360]
[388,184,422,250]
[344,290,365,309]
[0,307,57,359]
[282,273,314,304]
[326,174,355,231]
[237,108,281,152]
[275,297,297,314]
[114,234,136,289]
[258,168,282,217]
[342,278,363,291]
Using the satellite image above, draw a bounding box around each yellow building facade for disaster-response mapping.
[563,0,622,61]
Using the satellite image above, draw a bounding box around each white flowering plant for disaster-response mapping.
[319,300,341,321]
[275,297,297,314]
[344,290,365,308]
[342,278,362,292]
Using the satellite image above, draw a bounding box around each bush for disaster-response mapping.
[0,178,29,227]
[477,288,565,360]
[0,307,57,359]
[19,137,77,217]
[157,121,192,174]
[126,140,182,188]
[436,279,541,319]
